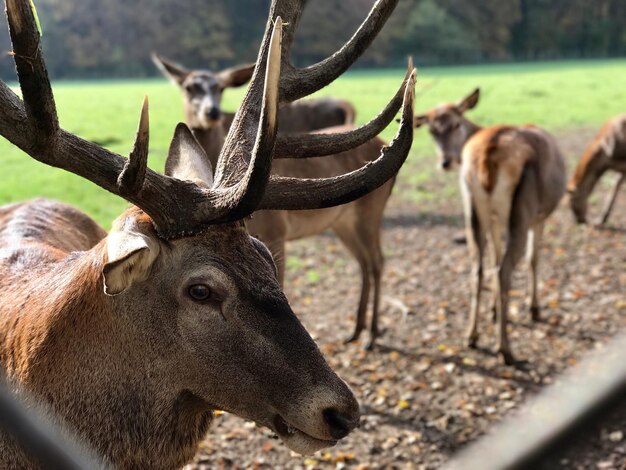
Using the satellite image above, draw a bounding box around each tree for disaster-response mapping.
[398,0,482,64]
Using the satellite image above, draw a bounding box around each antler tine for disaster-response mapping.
[274,58,413,159]
[258,68,416,211]
[6,0,58,149]
[213,11,285,188]
[0,0,405,238]
[0,0,278,239]
[118,96,149,196]
[207,17,283,222]
[279,0,400,102]
[216,0,401,187]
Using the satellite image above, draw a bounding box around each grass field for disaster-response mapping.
[1,59,624,227]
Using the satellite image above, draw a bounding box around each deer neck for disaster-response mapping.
[460,116,482,146]
[191,125,225,170]
[572,149,610,201]
[0,245,213,469]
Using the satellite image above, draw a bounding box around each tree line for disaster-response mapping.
[0,0,623,80]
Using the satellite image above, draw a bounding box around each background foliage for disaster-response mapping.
[0,59,624,225]
[0,0,624,79]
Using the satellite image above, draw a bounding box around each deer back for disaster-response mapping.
[462,125,566,216]
[247,128,394,241]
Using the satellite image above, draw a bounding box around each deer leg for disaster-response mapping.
[526,222,544,321]
[496,166,538,365]
[344,260,370,344]
[466,206,486,348]
[599,173,625,226]
[496,227,528,365]
[365,238,384,351]
[489,222,505,323]
[334,228,371,345]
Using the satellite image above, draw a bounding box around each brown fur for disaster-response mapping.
[222,98,355,135]
[570,120,616,189]
[464,125,544,194]
[0,199,359,468]
[568,114,626,224]
[470,126,514,192]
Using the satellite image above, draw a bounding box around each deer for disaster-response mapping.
[154,44,414,353]
[413,88,566,364]
[0,0,415,468]
[152,53,356,168]
[568,114,626,226]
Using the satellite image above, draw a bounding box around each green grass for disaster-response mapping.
[1,59,624,228]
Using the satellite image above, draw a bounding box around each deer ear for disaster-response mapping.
[457,88,480,113]
[152,53,190,86]
[413,114,429,128]
[103,231,160,296]
[165,123,214,187]
[218,63,256,88]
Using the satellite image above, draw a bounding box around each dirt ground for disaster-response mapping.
[186,128,626,470]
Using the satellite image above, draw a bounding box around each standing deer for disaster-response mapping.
[155,47,413,352]
[0,0,415,468]
[413,89,566,364]
[568,114,626,225]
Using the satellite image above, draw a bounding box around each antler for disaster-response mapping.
[118,96,149,196]
[0,0,411,238]
[276,0,400,102]
[259,69,416,210]
[0,0,282,238]
[274,59,414,159]
[215,0,403,187]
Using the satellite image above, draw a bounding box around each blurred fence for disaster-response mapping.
[0,379,105,469]
[445,332,626,470]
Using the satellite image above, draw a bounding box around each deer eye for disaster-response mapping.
[185,83,202,94]
[188,284,212,302]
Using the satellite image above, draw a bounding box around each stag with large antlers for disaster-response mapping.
[154,52,414,350]
[0,0,414,467]
[413,89,566,364]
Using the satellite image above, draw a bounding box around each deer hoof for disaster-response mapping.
[593,218,607,229]
[363,339,376,352]
[344,331,362,345]
[530,305,541,322]
[452,233,467,245]
[497,350,515,366]
[465,334,479,348]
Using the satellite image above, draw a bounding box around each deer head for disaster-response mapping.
[0,0,414,459]
[152,54,255,130]
[413,87,480,170]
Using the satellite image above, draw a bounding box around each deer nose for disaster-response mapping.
[323,408,358,440]
[205,107,221,120]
